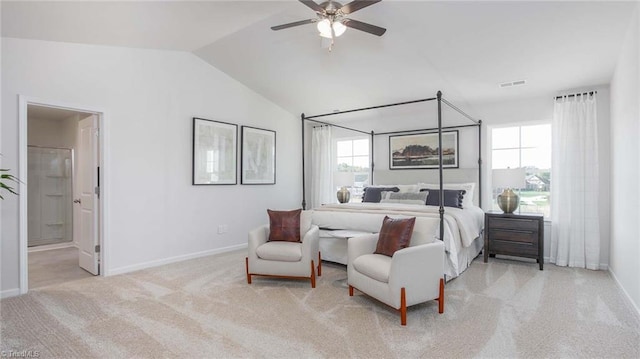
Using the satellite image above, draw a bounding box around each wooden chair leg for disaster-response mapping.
[245,257,251,284]
[317,252,322,276]
[400,287,407,326]
[438,278,444,314]
[310,260,316,288]
[349,285,354,296]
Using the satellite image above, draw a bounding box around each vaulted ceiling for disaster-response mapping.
[2,1,637,119]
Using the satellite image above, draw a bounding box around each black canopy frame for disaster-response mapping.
[301,91,482,243]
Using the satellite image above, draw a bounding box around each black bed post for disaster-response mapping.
[370,131,375,185]
[478,120,483,208]
[437,91,445,243]
[301,113,307,210]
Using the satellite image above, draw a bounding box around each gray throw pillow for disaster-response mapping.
[421,189,466,208]
[362,187,400,203]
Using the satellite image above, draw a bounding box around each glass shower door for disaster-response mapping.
[28,147,73,247]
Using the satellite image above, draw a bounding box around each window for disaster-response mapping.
[491,124,551,217]
[335,138,370,202]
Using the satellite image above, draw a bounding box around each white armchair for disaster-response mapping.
[246,210,321,288]
[348,233,445,325]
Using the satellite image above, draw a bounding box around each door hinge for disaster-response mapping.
[95,186,100,198]
[95,245,101,253]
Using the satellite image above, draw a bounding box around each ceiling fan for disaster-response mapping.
[271,0,386,47]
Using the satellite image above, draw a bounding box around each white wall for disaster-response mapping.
[609,5,640,314]
[1,38,300,295]
[28,115,78,149]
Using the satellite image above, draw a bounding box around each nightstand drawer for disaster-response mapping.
[489,217,539,232]
[490,240,539,257]
[489,229,537,244]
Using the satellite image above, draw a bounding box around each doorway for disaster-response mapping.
[18,97,107,294]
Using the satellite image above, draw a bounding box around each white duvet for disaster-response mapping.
[313,202,483,247]
[311,203,485,278]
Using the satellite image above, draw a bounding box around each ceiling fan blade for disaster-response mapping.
[271,19,316,31]
[339,0,381,15]
[342,18,386,36]
[299,0,325,13]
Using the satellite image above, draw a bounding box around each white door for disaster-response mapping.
[76,115,99,275]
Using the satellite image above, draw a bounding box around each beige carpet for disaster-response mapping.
[2,249,639,358]
[28,247,94,289]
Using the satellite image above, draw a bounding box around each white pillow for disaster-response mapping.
[417,182,475,208]
[380,191,428,205]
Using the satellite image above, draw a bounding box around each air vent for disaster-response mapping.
[499,80,527,88]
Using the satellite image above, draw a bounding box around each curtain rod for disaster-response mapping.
[555,91,597,100]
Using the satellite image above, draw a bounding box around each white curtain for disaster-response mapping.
[311,125,333,208]
[550,93,600,270]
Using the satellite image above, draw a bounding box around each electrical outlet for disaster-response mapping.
[217,225,228,234]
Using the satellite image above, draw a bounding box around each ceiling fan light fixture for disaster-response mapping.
[317,19,332,38]
[317,18,347,38]
[332,21,347,37]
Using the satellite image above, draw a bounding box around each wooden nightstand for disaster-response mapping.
[483,212,544,270]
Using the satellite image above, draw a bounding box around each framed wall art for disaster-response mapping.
[192,117,237,185]
[389,130,459,169]
[241,126,276,184]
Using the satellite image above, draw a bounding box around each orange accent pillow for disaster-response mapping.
[374,216,416,257]
[267,209,302,242]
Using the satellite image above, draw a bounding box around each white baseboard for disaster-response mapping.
[106,243,248,276]
[28,242,77,253]
[1,288,21,299]
[608,267,640,319]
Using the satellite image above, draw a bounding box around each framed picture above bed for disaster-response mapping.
[241,126,276,185]
[389,130,459,169]
[192,117,238,185]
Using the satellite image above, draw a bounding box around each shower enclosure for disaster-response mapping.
[28,146,74,247]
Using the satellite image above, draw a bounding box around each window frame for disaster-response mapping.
[489,122,552,218]
[333,136,371,202]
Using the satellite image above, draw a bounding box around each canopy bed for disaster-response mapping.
[300,91,483,279]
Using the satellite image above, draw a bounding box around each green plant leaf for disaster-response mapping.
[0,167,20,198]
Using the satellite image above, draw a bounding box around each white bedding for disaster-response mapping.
[311,202,485,279]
